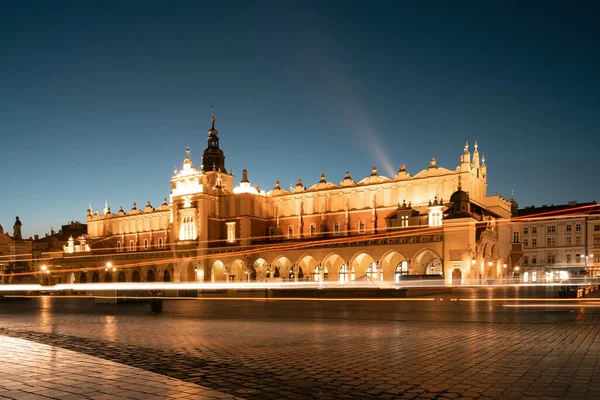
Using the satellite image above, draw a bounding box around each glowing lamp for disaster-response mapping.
[41,265,47,271]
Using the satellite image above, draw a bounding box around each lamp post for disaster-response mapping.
[40,264,49,285]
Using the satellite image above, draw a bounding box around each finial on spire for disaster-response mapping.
[481,155,486,165]
[464,141,469,152]
[474,141,478,152]
[210,104,215,129]
[186,146,190,159]
[510,189,514,200]
[320,172,326,183]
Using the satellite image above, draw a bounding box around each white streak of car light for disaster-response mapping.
[502,303,600,307]
[0,281,404,292]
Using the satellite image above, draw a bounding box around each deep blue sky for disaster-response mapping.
[1,1,599,238]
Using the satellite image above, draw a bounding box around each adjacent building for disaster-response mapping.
[510,201,600,282]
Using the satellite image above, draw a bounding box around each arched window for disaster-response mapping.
[158,237,164,249]
[366,262,378,279]
[395,261,408,283]
[338,264,355,283]
[313,266,320,282]
[117,241,122,252]
[129,240,135,251]
[143,239,149,250]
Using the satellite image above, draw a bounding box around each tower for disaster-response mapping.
[201,106,226,173]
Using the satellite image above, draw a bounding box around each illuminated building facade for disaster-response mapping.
[45,111,513,286]
[510,202,600,282]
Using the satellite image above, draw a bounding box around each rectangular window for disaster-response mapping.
[333,222,340,235]
[566,224,572,232]
[523,227,529,235]
[358,220,366,234]
[226,222,236,243]
[547,237,556,247]
[143,239,149,250]
[269,226,276,238]
[429,210,442,227]
[566,236,572,244]
[575,223,581,232]
[576,254,581,263]
[158,237,164,249]
[566,253,572,263]
[309,224,317,237]
[180,215,196,241]
[547,254,556,264]
[547,225,556,233]
[595,236,600,245]
[595,225,600,232]
[523,239,528,247]
[532,256,537,264]
[513,232,520,243]
[532,226,537,234]
[129,240,135,251]
[117,241,122,252]
[288,225,294,239]
[576,236,581,245]
[522,256,528,265]
[401,215,409,227]
[595,254,600,263]
[532,271,537,282]
[532,238,537,247]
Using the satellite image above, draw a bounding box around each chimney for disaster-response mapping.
[568,200,577,206]
[34,234,39,240]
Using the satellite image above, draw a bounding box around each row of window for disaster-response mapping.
[522,253,599,265]
[116,237,165,252]
[518,235,583,247]
[523,224,583,235]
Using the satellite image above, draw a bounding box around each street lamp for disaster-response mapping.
[40,265,49,285]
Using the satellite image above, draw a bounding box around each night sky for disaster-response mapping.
[1,1,598,238]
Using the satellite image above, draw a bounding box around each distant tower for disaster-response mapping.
[201,105,226,172]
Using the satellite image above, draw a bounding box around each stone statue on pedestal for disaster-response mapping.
[13,216,22,241]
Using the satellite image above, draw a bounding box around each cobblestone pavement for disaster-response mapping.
[1,287,600,399]
[0,335,240,400]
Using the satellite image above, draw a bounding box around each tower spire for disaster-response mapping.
[210,104,216,129]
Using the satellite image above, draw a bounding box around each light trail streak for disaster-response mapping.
[458,298,600,302]
[502,304,600,308]
[3,295,437,302]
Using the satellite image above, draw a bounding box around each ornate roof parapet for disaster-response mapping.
[429,157,437,169]
[293,178,306,193]
[156,198,170,211]
[144,201,154,213]
[394,163,410,180]
[340,171,355,187]
[127,202,142,215]
[471,140,480,167]
[480,154,487,181]
[233,169,265,195]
